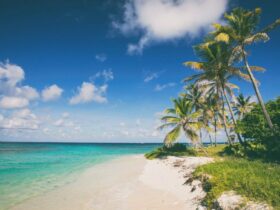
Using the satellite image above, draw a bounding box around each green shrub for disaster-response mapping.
[237,97,280,161]
[144,143,197,159]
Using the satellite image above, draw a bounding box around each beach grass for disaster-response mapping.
[194,158,280,209]
[145,143,280,209]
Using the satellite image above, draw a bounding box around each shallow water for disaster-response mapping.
[0,142,159,210]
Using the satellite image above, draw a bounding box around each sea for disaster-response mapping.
[0,142,160,210]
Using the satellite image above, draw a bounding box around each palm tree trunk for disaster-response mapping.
[214,114,217,147]
[220,92,232,145]
[222,113,231,145]
[222,88,244,145]
[209,133,213,145]
[200,129,202,144]
[242,48,273,129]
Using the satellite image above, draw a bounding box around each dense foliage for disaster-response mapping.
[233,97,280,161]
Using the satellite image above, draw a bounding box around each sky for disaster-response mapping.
[0,0,279,143]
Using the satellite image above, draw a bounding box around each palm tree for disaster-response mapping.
[206,94,223,146]
[158,97,203,147]
[183,84,204,112]
[201,100,215,145]
[184,42,246,145]
[212,7,280,129]
[182,84,206,144]
[233,94,256,120]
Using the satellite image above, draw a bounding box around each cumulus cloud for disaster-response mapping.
[155,82,176,91]
[0,61,40,108]
[95,53,107,62]
[0,109,40,130]
[69,82,108,104]
[114,0,228,54]
[16,86,39,100]
[0,61,24,86]
[0,96,29,109]
[71,70,113,105]
[42,85,63,102]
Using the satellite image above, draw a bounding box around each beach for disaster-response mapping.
[10,155,212,210]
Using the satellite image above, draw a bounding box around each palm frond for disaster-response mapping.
[164,125,181,146]
[157,123,178,131]
[161,116,181,123]
[215,32,230,43]
[183,61,204,70]
[244,32,269,45]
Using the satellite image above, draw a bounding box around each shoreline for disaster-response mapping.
[10,155,213,210]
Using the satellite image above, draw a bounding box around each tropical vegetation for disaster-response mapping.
[148,6,280,209]
[158,7,280,154]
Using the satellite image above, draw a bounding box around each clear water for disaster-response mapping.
[0,142,159,210]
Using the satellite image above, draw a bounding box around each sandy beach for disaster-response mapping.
[10,155,212,210]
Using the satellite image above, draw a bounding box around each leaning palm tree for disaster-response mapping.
[233,94,256,120]
[184,42,246,145]
[212,7,280,129]
[158,97,203,147]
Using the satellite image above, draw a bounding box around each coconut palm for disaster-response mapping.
[183,84,204,112]
[182,84,207,144]
[201,99,215,145]
[158,97,203,147]
[212,7,280,129]
[233,94,256,120]
[206,94,223,146]
[184,41,245,144]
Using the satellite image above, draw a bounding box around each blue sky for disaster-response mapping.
[0,0,279,142]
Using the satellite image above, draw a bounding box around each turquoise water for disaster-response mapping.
[0,142,159,210]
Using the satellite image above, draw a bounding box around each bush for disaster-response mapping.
[144,143,197,159]
[236,97,280,161]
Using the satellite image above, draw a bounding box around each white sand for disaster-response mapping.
[11,155,213,210]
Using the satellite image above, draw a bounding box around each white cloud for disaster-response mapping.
[144,72,159,82]
[0,61,40,108]
[0,96,29,109]
[0,61,24,86]
[42,85,63,101]
[0,109,40,130]
[114,0,228,54]
[154,82,176,91]
[69,82,108,105]
[52,112,77,130]
[12,109,37,119]
[249,95,258,103]
[16,86,39,100]
[95,54,107,62]
[53,119,65,127]
[92,69,114,82]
